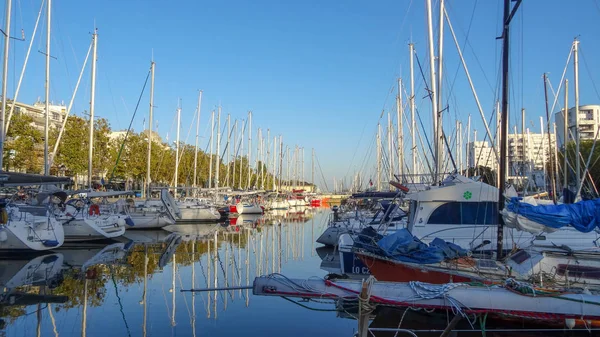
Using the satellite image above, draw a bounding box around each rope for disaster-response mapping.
[108,70,151,183]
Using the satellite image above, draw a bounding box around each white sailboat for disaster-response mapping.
[1,203,64,250]
[129,189,181,229]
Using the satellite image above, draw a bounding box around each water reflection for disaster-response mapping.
[0,208,337,337]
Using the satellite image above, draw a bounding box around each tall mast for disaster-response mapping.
[409,43,417,179]
[458,121,462,173]
[44,0,51,175]
[216,106,221,192]
[388,112,393,188]
[377,123,381,190]
[174,103,181,198]
[247,111,252,189]
[208,110,214,189]
[0,0,12,170]
[302,147,305,188]
[495,100,500,187]
[397,79,404,182]
[272,136,277,191]
[497,0,520,260]
[192,90,202,196]
[238,119,244,189]
[311,148,315,191]
[265,129,270,190]
[437,0,445,119]
[521,108,525,176]
[278,135,283,192]
[226,114,231,187]
[573,38,581,197]
[425,0,439,184]
[233,120,237,189]
[466,115,471,177]
[563,79,569,189]
[543,73,557,202]
[257,128,261,189]
[146,61,156,198]
[87,29,97,188]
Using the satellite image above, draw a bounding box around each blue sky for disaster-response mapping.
[4,0,600,191]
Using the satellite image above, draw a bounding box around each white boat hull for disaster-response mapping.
[60,215,127,241]
[237,203,263,214]
[0,208,64,250]
[128,212,175,229]
[179,206,221,221]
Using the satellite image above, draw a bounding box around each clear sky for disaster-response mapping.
[4,0,600,191]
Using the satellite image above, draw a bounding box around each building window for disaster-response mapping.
[52,112,60,121]
[427,201,498,225]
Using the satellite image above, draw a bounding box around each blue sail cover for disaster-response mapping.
[374,229,469,264]
[505,197,600,233]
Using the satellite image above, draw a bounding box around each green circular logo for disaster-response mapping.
[463,191,472,200]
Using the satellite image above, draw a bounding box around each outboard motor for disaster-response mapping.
[332,205,339,222]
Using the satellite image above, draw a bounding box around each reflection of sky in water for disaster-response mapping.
[3,209,357,337]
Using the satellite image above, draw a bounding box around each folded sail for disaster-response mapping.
[503,197,600,233]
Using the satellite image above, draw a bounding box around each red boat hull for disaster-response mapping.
[229,205,238,213]
[357,253,476,284]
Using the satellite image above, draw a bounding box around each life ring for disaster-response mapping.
[88,204,100,216]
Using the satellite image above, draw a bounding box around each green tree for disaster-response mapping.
[4,112,43,172]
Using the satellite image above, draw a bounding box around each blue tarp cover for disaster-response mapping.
[505,197,600,233]
[375,229,469,264]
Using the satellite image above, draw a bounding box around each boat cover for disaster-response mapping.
[374,229,468,264]
[504,197,600,233]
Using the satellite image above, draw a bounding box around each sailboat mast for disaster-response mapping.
[192,90,202,195]
[543,73,557,202]
[174,103,181,198]
[311,148,315,191]
[238,119,244,189]
[247,111,252,189]
[233,120,237,188]
[226,114,231,187]
[208,110,214,189]
[216,106,221,192]
[388,112,393,188]
[272,136,277,191]
[44,0,51,175]
[146,61,156,198]
[425,0,439,184]
[278,136,283,192]
[88,29,97,188]
[0,0,11,170]
[497,0,520,260]
[563,79,569,189]
[466,115,471,177]
[397,78,403,182]
[573,39,581,197]
[377,123,381,190]
[409,43,417,179]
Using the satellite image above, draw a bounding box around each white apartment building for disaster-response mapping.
[12,100,68,130]
[467,130,555,177]
[507,131,555,176]
[467,140,497,169]
[555,104,600,147]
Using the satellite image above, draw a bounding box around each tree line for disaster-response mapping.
[3,111,294,191]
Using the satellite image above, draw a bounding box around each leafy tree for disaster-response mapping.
[4,112,43,172]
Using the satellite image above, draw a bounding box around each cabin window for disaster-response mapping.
[427,202,498,225]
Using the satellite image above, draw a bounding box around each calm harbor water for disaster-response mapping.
[0,208,358,337]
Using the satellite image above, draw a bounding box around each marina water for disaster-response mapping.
[1,208,358,337]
